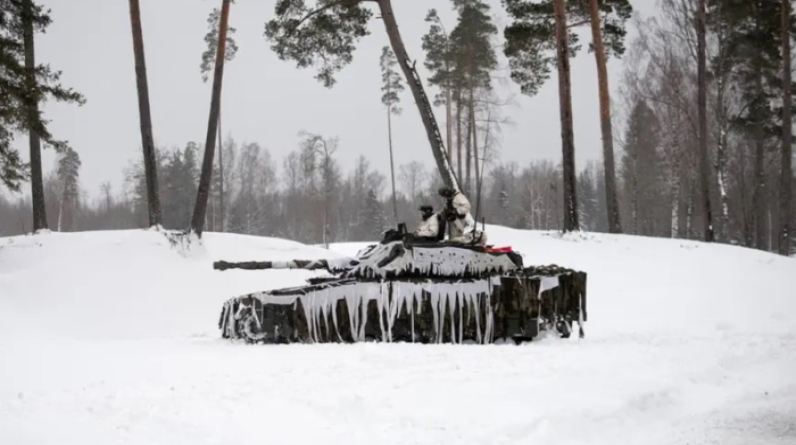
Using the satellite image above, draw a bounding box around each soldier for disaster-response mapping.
[438,186,487,246]
[413,204,446,242]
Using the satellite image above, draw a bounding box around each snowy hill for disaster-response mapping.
[0,229,344,341]
[1,227,795,444]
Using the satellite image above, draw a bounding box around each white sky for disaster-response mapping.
[12,0,658,198]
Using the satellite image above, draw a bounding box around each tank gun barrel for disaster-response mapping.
[213,258,354,273]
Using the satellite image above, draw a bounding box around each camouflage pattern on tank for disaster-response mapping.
[215,237,587,345]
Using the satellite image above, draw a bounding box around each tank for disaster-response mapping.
[215,225,588,345]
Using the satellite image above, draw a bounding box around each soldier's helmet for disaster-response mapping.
[438,186,456,198]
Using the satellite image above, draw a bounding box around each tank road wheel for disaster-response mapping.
[556,319,572,339]
[240,311,270,344]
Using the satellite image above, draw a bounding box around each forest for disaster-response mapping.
[0,0,794,255]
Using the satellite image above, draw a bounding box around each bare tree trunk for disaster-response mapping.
[476,108,491,223]
[377,0,459,192]
[713,2,731,242]
[23,0,47,232]
[686,182,694,238]
[696,0,714,242]
[191,0,231,237]
[57,191,63,232]
[529,180,536,229]
[456,92,463,185]
[465,92,473,196]
[671,167,680,238]
[631,151,639,235]
[470,97,480,218]
[670,110,682,238]
[128,0,161,228]
[587,0,621,234]
[780,0,792,256]
[218,111,225,232]
[553,0,579,232]
[740,144,753,246]
[387,106,398,224]
[716,126,730,239]
[446,87,453,167]
[753,74,767,250]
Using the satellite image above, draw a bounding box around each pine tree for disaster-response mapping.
[200,2,238,232]
[717,0,791,250]
[361,188,387,240]
[502,0,631,233]
[200,5,238,83]
[422,9,463,184]
[161,149,185,229]
[191,0,232,237]
[265,0,459,192]
[422,1,498,202]
[55,147,80,232]
[449,0,498,201]
[380,46,402,226]
[128,0,161,228]
[779,0,792,256]
[587,0,627,234]
[553,0,578,231]
[0,0,84,226]
[697,0,714,242]
[421,9,454,166]
[621,99,662,236]
[577,165,599,231]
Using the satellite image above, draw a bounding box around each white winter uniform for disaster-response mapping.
[414,212,440,238]
[448,191,487,245]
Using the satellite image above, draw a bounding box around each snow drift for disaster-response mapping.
[1,227,794,444]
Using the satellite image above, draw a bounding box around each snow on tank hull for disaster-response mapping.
[214,240,587,344]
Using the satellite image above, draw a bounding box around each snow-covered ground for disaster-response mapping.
[1,226,794,444]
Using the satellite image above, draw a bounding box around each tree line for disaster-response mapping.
[0,133,633,243]
[0,0,793,256]
[610,0,795,253]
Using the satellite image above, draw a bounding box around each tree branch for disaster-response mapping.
[285,0,367,36]
[567,19,589,29]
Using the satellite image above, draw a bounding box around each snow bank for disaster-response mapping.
[0,229,343,340]
[1,227,794,445]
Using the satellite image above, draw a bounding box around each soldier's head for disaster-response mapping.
[418,205,434,220]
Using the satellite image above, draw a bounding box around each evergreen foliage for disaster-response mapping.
[0,0,84,191]
[379,46,403,114]
[421,9,452,107]
[265,0,372,88]
[55,147,80,231]
[501,0,631,96]
[621,99,664,235]
[449,0,498,93]
[360,188,387,240]
[264,0,460,192]
[711,0,793,138]
[577,165,599,232]
[200,3,239,82]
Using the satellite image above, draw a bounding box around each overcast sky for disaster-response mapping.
[12,0,657,199]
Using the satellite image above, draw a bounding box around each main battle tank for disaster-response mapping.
[215,225,588,345]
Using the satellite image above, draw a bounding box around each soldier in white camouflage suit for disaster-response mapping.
[438,187,487,246]
[413,205,445,242]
